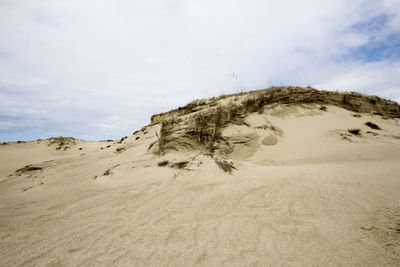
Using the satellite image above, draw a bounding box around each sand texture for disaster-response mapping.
[1,87,400,266]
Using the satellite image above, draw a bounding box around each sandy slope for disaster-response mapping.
[1,104,400,266]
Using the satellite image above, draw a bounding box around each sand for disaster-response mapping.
[1,103,400,266]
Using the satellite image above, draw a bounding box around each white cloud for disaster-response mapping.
[0,0,399,140]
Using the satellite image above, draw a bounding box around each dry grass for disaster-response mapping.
[215,160,236,174]
[171,161,189,169]
[192,106,231,148]
[194,114,211,144]
[157,119,174,155]
[242,95,267,113]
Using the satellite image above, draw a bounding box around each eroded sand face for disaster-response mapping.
[1,104,400,266]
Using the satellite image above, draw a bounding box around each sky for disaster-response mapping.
[0,0,399,141]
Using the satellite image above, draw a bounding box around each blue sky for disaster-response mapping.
[0,0,400,141]
[348,14,400,62]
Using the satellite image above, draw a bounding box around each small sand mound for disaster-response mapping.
[48,137,76,150]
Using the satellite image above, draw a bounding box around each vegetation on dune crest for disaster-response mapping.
[151,86,400,125]
[193,106,228,144]
[149,86,400,156]
[48,136,76,151]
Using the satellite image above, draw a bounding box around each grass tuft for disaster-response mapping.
[115,147,126,153]
[348,128,361,135]
[171,161,189,169]
[365,121,381,130]
[157,119,174,155]
[157,160,169,167]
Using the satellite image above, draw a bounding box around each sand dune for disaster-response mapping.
[1,87,400,266]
